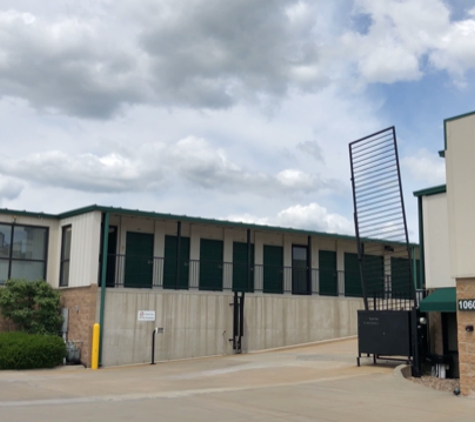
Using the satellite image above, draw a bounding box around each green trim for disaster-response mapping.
[0,209,57,219]
[413,185,446,197]
[0,204,419,247]
[98,211,109,368]
[438,150,445,158]
[58,205,419,247]
[419,287,456,312]
[417,197,425,289]
[443,110,475,152]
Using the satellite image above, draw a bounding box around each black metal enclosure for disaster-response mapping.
[357,310,412,365]
[349,127,424,375]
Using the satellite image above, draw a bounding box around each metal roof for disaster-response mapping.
[0,204,419,247]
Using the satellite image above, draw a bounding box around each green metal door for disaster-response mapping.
[163,235,190,290]
[232,242,254,292]
[199,239,223,291]
[344,253,362,297]
[319,250,337,296]
[124,232,154,288]
[344,253,384,298]
[364,255,384,298]
[263,245,283,294]
[391,257,413,299]
[292,246,309,295]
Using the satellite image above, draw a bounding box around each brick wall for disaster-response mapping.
[456,278,475,396]
[60,285,98,368]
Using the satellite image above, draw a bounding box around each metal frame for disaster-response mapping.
[349,127,415,310]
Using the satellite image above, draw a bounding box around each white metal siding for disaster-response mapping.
[59,211,102,288]
[422,193,453,288]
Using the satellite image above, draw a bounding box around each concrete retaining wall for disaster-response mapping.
[100,289,364,367]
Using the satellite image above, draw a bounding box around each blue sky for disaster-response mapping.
[0,0,474,242]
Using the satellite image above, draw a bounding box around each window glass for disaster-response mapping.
[62,227,72,260]
[60,261,70,287]
[292,246,307,261]
[0,260,9,283]
[0,224,12,259]
[11,226,47,260]
[10,261,45,281]
[60,226,72,287]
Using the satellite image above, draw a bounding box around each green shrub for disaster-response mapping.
[0,332,66,370]
[0,279,63,335]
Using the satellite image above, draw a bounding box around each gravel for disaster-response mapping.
[410,375,460,392]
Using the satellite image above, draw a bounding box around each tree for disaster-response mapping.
[0,279,63,335]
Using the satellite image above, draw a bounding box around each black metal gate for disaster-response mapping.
[349,127,424,376]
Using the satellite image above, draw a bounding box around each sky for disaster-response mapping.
[0,0,474,242]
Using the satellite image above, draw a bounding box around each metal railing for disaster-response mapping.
[101,254,415,299]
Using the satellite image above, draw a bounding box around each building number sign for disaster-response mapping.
[458,299,475,311]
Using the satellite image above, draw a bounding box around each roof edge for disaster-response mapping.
[0,208,58,219]
[0,204,419,247]
[413,184,447,197]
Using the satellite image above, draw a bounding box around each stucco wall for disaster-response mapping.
[446,114,475,279]
[99,289,364,367]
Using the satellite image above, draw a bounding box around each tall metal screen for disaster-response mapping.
[349,127,415,311]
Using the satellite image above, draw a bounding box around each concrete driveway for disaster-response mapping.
[0,338,473,421]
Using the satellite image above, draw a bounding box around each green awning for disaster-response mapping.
[420,287,456,312]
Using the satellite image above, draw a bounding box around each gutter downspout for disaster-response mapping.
[99,211,110,367]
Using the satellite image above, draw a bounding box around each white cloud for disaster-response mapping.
[0,175,23,201]
[0,0,473,120]
[227,202,354,234]
[402,149,446,185]
[276,202,354,233]
[429,17,475,85]
[296,140,324,162]
[0,136,339,196]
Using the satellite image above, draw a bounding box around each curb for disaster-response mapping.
[394,363,412,379]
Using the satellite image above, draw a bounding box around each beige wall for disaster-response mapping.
[446,113,475,279]
[422,193,453,288]
[100,289,364,367]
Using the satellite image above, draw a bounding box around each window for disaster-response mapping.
[0,223,48,284]
[60,226,72,287]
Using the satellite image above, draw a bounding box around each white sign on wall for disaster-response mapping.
[137,310,156,321]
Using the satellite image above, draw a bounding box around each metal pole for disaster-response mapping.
[307,235,312,295]
[151,327,158,365]
[247,229,251,292]
[233,291,238,350]
[98,211,110,367]
[176,221,181,289]
[239,292,245,352]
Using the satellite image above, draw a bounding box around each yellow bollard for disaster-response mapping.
[91,323,100,370]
